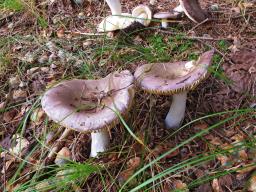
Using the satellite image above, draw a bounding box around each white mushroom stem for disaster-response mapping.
[165,92,187,129]
[161,19,169,28]
[173,4,184,13]
[106,0,121,15]
[90,130,110,157]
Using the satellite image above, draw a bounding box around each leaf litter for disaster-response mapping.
[0,0,256,191]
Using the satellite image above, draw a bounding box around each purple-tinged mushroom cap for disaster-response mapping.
[134,50,214,129]
[179,0,209,23]
[153,11,182,28]
[134,50,215,95]
[41,70,135,157]
[42,70,134,133]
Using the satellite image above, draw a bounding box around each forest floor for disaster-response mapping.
[0,0,256,191]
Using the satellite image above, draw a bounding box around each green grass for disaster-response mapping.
[0,0,24,11]
[119,108,255,191]
[94,33,197,67]
[208,54,231,84]
[217,40,229,52]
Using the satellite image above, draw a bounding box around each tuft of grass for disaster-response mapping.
[208,54,232,84]
[217,40,229,52]
[0,53,12,76]
[0,0,24,11]
[119,108,255,192]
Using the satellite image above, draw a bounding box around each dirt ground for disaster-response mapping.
[0,0,256,191]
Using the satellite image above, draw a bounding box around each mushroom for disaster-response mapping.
[41,70,135,157]
[173,4,184,13]
[153,11,182,28]
[178,0,209,23]
[105,0,121,15]
[132,5,152,27]
[98,1,152,32]
[98,0,135,32]
[134,50,214,129]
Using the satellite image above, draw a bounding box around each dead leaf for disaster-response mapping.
[231,7,241,15]
[57,28,65,38]
[148,143,179,159]
[30,108,45,125]
[3,109,17,122]
[217,155,230,167]
[248,173,256,192]
[173,180,188,191]
[194,123,208,130]
[239,150,248,161]
[9,134,29,156]
[195,183,213,192]
[218,175,233,190]
[12,89,27,100]
[1,159,16,174]
[127,157,141,169]
[118,168,134,184]
[9,76,20,88]
[212,179,221,192]
[228,36,241,53]
[118,157,141,184]
[209,137,223,146]
[55,147,72,166]
[0,101,6,110]
[237,164,256,174]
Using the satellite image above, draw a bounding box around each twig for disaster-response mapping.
[65,30,105,36]
[47,128,72,159]
[159,30,232,41]
[188,18,210,33]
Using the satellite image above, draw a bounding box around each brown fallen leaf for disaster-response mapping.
[127,157,141,169]
[9,76,20,88]
[218,175,233,191]
[12,89,27,101]
[217,155,230,167]
[194,123,208,130]
[57,28,65,38]
[118,157,141,184]
[195,183,213,192]
[9,134,30,156]
[239,150,248,161]
[30,108,45,125]
[173,180,188,191]
[212,179,221,192]
[237,164,256,174]
[248,172,256,192]
[55,147,72,166]
[148,143,179,160]
[0,101,6,110]
[3,109,18,123]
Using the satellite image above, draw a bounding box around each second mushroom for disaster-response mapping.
[134,50,215,129]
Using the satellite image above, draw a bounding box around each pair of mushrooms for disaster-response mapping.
[98,0,152,32]
[41,50,214,157]
[98,0,209,32]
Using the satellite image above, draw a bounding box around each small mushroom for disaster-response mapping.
[132,5,152,27]
[98,0,135,32]
[153,11,181,28]
[42,70,134,157]
[134,50,214,129]
[179,0,209,23]
[173,4,184,13]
